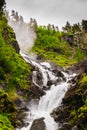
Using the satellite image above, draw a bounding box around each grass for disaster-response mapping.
[0,114,15,130]
[31,26,86,67]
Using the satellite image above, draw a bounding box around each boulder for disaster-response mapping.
[30,118,46,130]
[11,40,20,53]
[72,58,87,74]
[47,80,55,86]
[30,83,45,99]
[72,126,79,130]
[52,69,66,81]
[58,123,72,130]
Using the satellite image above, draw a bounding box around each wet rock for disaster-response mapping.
[30,83,45,99]
[58,123,72,130]
[47,80,55,86]
[52,69,66,81]
[65,67,74,75]
[30,117,46,130]
[36,55,44,61]
[51,106,69,123]
[16,109,29,128]
[11,40,20,53]
[32,70,43,87]
[72,126,79,130]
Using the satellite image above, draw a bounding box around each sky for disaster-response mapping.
[6,0,87,29]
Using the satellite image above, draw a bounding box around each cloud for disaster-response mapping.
[6,0,87,28]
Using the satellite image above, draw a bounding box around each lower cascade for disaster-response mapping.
[17,53,76,130]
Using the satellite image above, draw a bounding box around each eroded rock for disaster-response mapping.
[30,118,46,130]
[58,123,72,130]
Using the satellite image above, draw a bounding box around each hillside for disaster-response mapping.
[31,25,86,67]
[0,8,87,130]
[0,11,32,129]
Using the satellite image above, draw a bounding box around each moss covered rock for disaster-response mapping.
[52,61,87,130]
[0,12,32,129]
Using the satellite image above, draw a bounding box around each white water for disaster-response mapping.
[17,54,76,130]
[7,16,76,130]
[7,15,36,54]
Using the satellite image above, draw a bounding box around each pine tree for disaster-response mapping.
[0,0,6,10]
[82,20,87,32]
[62,21,71,33]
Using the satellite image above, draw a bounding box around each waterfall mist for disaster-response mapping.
[7,11,36,54]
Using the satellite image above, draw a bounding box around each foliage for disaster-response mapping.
[0,13,31,96]
[72,23,81,33]
[79,75,87,85]
[62,21,72,32]
[0,0,5,10]
[0,89,16,129]
[74,48,86,61]
[68,74,87,129]
[82,20,87,32]
[0,12,32,128]
[0,114,15,130]
[31,26,86,67]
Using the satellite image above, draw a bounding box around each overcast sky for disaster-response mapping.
[6,0,87,29]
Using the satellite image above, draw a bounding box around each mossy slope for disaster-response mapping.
[31,26,86,67]
[0,12,31,129]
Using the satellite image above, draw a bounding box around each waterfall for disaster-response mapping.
[17,53,76,130]
[7,16,76,130]
[7,15,36,54]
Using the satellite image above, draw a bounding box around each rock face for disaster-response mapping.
[30,118,46,130]
[61,33,87,52]
[51,59,87,130]
[2,27,20,53]
[73,58,87,74]
[11,40,20,53]
[29,83,45,99]
[58,123,72,130]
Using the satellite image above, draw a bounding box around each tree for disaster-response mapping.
[72,23,81,33]
[0,0,6,10]
[62,21,71,33]
[82,20,87,32]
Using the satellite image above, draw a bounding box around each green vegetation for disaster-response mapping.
[31,24,87,130]
[31,26,86,67]
[0,3,87,129]
[0,12,32,129]
[0,0,5,10]
[0,89,16,130]
[0,114,14,130]
[69,74,87,129]
[0,13,31,99]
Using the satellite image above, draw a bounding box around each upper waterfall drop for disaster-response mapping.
[6,11,37,54]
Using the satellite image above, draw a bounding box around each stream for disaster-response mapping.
[7,15,76,130]
[17,53,76,130]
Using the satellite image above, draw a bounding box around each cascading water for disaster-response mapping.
[17,53,76,130]
[7,14,76,130]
